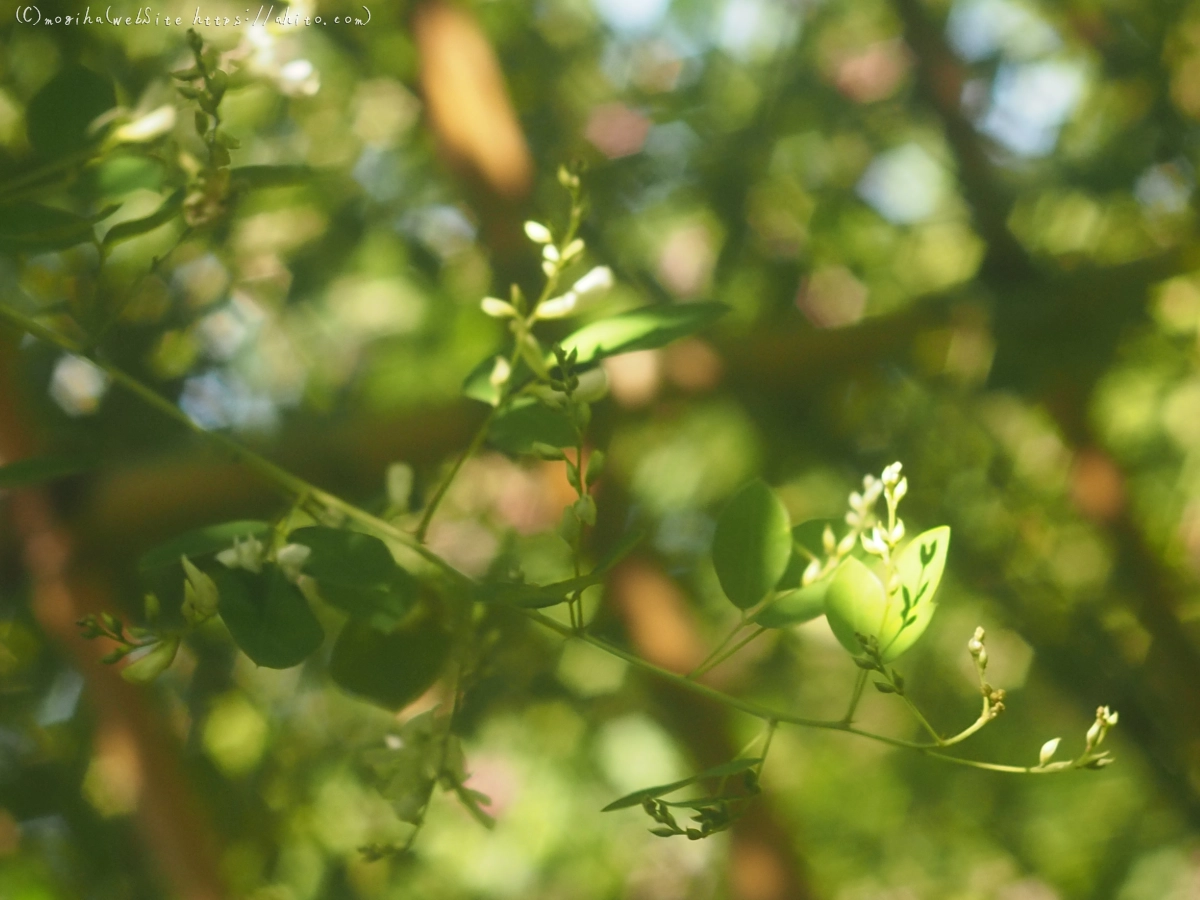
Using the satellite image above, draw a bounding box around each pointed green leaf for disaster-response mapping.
[0,453,98,489]
[602,758,762,811]
[881,526,951,661]
[120,636,181,683]
[214,565,324,668]
[139,520,270,571]
[0,203,97,253]
[101,189,185,250]
[712,480,792,609]
[329,614,451,710]
[560,303,728,365]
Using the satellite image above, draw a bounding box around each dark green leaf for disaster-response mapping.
[754,579,830,628]
[0,203,97,253]
[101,190,184,250]
[329,614,451,710]
[602,758,762,811]
[214,565,324,669]
[560,303,728,365]
[0,453,98,489]
[712,480,792,609]
[488,398,577,454]
[139,520,270,571]
[288,526,417,627]
[26,64,115,160]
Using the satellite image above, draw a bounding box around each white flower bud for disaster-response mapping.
[543,244,561,263]
[181,556,219,625]
[1103,708,1119,727]
[481,297,517,318]
[573,367,609,403]
[893,477,908,502]
[861,528,887,556]
[802,558,822,586]
[570,266,614,301]
[862,477,883,506]
[535,292,578,320]
[1086,719,1102,749]
[488,355,512,387]
[837,532,858,555]
[881,461,903,487]
[523,221,553,244]
[1039,737,1060,767]
[849,491,864,512]
[890,519,905,543]
[112,105,177,144]
[217,536,263,573]
[276,543,312,582]
[542,260,557,277]
[561,238,585,261]
[822,524,836,555]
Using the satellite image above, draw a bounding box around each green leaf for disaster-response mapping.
[120,636,181,684]
[0,203,97,253]
[882,526,951,661]
[824,557,887,658]
[288,526,417,628]
[329,614,451,710]
[712,480,792,609]
[602,758,762,812]
[139,520,270,571]
[213,565,324,668]
[823,526,950,663]
[101,189,184,250]
[26,64,115,160]
[754,579,830,628]
[0,453,98,489]
[560,303,728,366]
[488,397,577,454]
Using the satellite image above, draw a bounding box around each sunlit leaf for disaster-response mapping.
[214,565,324,669]
[560,302,728,365]
[712,480,792,609]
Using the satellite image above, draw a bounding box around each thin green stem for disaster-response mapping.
[691,625,767,679]
[757,720,778,776]
[842,669,868,725]
[0,304,1071,778]
[415,407,496,544]
[899,693,943,744]
[688,611,753,680]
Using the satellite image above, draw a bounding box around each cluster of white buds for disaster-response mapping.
[1085,706,1119,754]
[856,462,908,565]
[217,535,265,573]
[535,266,614,321]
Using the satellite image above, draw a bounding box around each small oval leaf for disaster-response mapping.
[120,636,181,683]
[712,481,792,609]
[824,556,888,656]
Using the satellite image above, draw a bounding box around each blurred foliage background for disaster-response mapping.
[3,0,1200,897]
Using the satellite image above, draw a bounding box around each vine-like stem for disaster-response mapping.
[842,669,868,725]
[0,304,1090,777]
[688,614,748,679]
[415,408,495,543]
[690,624,766,680]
